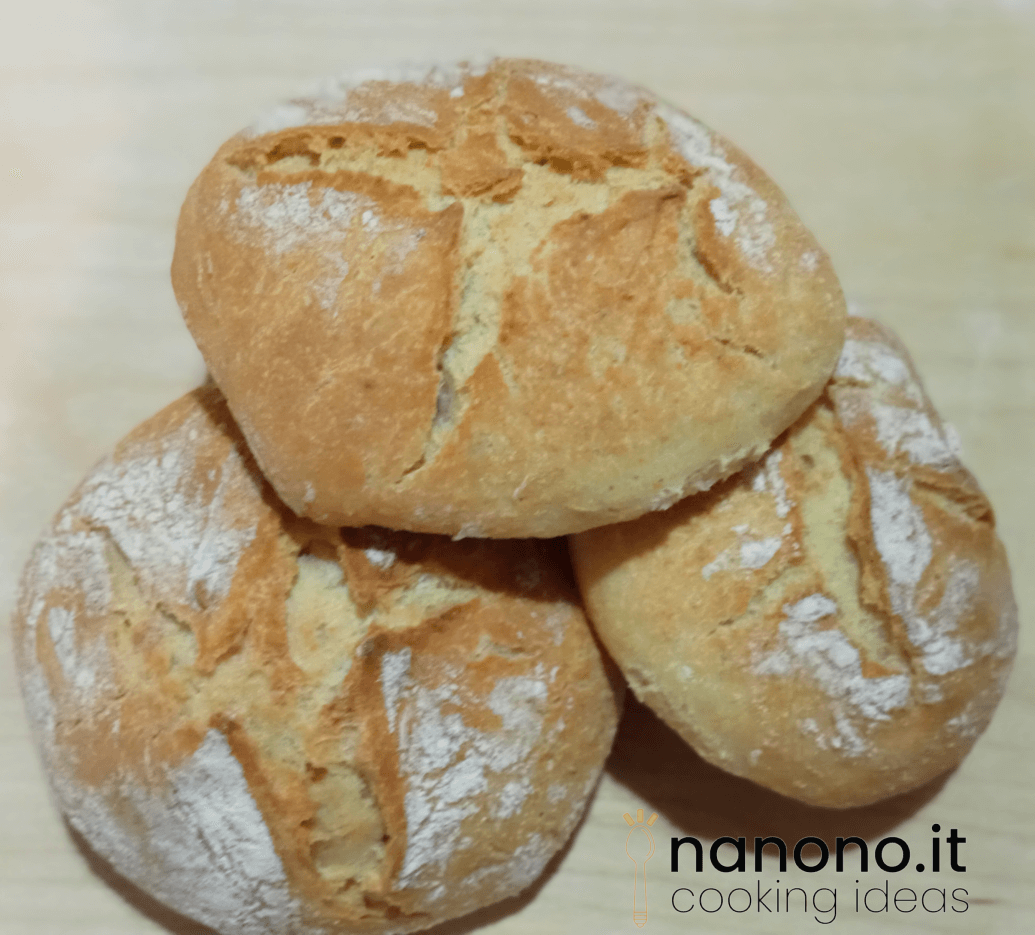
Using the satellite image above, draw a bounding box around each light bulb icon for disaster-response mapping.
[623,809,658,927]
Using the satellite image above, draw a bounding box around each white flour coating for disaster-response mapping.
[833,337,955,468]
[866,468,978,677]
[248,102,311,137]
[380,648,411,735]
[16,525,114,749]
[18,649,57,749]
[801,714,861,754]
[493,779,533,819]
[834,338,923,402]
[701,525,783,580]
[541,609,569,646]
[656,102,776,270]
[489,673,550,737]
[830,713,868,755]
[309,255,350,312]
[648,485,687,511]
[547,783,569,804]
[699,457,795,580]
[235,179,424,313]
[988,603,1020,661]
[739,536,784,570]
[380,653,548,895]
[799,250,820,272]
[709,197,737,236]
[46,607,80,680]
[22,525,112,619]
[836,333,996,679]
[587,75,649,117]
[920,682,945,704]
[74,412,257,614]
[911,560,979,677]
[866,468,933,619]
[53,730,301,935]
[799,717,821,740]
[750,449,792,518]
[452,523,484,540]
[944,698,987,743]
[324,59,493,93]
[868,402,956,467]
[364,546,397,571]
[547,715,566,741]
[531,66,649,118]
[755,594,911,756]
[566,105,597,129]
[234,181,375,255]
[247,59,493,136]
[459,833,550,898]
[942,422,965,459]
[45,606,111,703]
[369,227,425,299]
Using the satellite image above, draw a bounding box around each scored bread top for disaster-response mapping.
[13,385,622,934]
[569,316,1018,808]
[172,57,846,538]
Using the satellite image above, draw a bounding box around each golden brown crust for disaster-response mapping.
[171,57,846,537]
[569,316,1018,808]
[13,386,621,934]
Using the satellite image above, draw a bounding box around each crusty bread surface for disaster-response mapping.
[569,316,1018,808]
[172,57,846,538]
[12,385,622,934]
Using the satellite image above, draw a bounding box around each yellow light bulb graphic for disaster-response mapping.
[623,809,659,927]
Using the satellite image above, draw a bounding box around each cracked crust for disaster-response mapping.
[171,57,846,537]
[569,317,1018,808]
[12,385,622,934]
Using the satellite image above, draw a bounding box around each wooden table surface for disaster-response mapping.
[2,2,1032,933]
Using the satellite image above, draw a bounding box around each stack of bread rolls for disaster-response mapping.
[12,58,1017,935]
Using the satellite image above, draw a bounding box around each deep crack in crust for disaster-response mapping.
[13,386,623,935]
[171,57,847,538]
[569,316,1018,808]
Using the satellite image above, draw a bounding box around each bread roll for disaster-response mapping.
[570,316,1017,807]
[12,385,621,934]
[171,57,846,538]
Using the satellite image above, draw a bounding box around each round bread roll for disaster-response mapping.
[171,57,846,538]
[570,316,1018,808]
[12,385,622,935]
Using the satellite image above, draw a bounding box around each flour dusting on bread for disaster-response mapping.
[382,648,550,894]
[570,315,1017,806]
[235,181,376,256]
[51,730,302,935]
[74,413,257,612]
[657,103,776,270]
[173,57,846,537]
[755,594,912,755]
[14,387,621,933]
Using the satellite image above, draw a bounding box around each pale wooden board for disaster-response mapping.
[1,2,1032,933]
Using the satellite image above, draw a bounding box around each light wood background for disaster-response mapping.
[2,2,1032,933]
